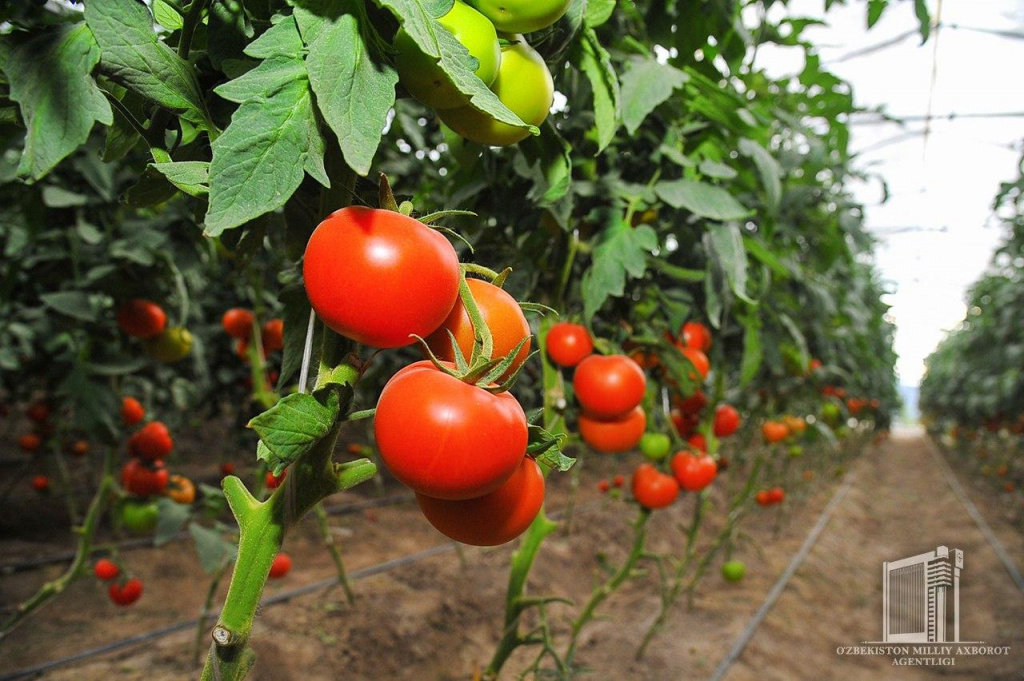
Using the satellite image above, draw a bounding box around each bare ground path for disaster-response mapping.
[723,430,1024,681]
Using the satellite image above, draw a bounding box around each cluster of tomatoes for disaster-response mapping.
[394,0,567,146]
[755,487,786,506]
[118,397,194,532]
[117,298,192,363]
[16,401,92,494]
[93,558,143,606]
[303,204,543,547]
[221,307,284,365]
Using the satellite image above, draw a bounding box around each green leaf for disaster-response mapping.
[698,159,737,180]
[914,0,931,43]
[738,138,781,211]
[578,28,620,151]
[528,425,574,472]
[250,392,341,473]
[4,23,113,181]
[153,0,184,30]
[655,179,752,221]
[619,57,687,135]
[867,0,888,28]
[299,5,399,176]
[778,313,810,368]
[582,222,658,320]
[743,236,790,279]
[155,497,190,546]
[85,0,212,130]
[42,186,89,207]
[150,161,210,197]
[585,0,617,27]
[373,0,533,132]
[515,123,573,204]
[739,313,762,386]
[40,292,97,322]
[189,524,238,574]
[707,223,754,304]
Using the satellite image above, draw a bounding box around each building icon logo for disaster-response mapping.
[882,545,963,643]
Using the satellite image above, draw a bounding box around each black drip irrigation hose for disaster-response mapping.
[0,500,600,680]
[0,493,415,575]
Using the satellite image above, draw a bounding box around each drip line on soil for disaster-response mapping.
[0,500,600,680]
[0,493,415,575]
[708,470,858,681]
[927,440,1024,596]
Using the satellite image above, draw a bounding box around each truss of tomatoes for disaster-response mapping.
[303,204,548,547]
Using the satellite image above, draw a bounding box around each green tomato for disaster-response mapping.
[821,401,841,427]
[394,1,500,110]
[788,445,803,458]
[117,500,160,533]
[639,432,672,461]
[144,327,193,363]
[469,0,571,33]
[439,34,553,147]
[722,560,746,582]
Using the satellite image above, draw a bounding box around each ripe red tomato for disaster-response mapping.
[94,559,119,581]
[18,433,41,452]
[32,475,49,493]
[262,319,284,353]
[121,397,145,426]
[222,308,254,339]
[809,358,822,372]
[545,323,593,367]
[598,480,610,493]
[303,207,460,348]
[675,390,707,415]
[121,459,168,496]
[755,490,771,506]
[269,553,292,579]
[579,406,646,453]
[761,421,790,444]
[266,470,286,490]
[687,433,707,452]
[713,404,741,437]
[612,474,625,488]
[424,278,531,378]
[108,578,143,606]
[681,321,712,352]
[632,464,679,510]
[573,354,646,419]
[133,422,173,461]
[117,299,167,339]
[416,456,544,546]
[375,361,528,500]
[26,402,50,422]
[679,347,710,380]
[671,453,717,492]
[69,440,89,456]
[768,487,785,504]
[220,462,236,477]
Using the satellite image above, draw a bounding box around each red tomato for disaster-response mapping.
[579,406,646,453]
[108,578,143,606]
[121,397,145,426]
[598,480,610,493]
[117,299,166,339]
[32,475,49,493]
[687,433,707,452]
[545,323,593,367]
[713,404,741,437]
[222,308,255,339]
[681,321,712,352]
[675,390,707,415]
[679,347,710,380]
[69,440,89,456]
[133,422,173,461]
[424,278,530,378]
[269,553,292,579]
[266,470,286,490]
[671,452,717,492]
[573,354,647,419]
[18,433,41,452]
[26,402,50,422]
[761,421,790,443]
[262,319,284,353]
[809,358,822,372]
[94,559,119,581]
[755,490,771,506]
[768,487,785,504]
[303,206,460,348]
[632,464,679,510]
[220,462,236,477]
[121,459,168,496]
[374,361,528,500]
[416,456,544,546]
[612,474,625,488]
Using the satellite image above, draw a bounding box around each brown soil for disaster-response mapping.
[1,431,1021,680]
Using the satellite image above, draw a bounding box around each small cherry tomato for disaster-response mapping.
[26,402,50,423]
[768,487,785,504]
[545,323,593,367]
[266,470,286,490]
[18,433,41,453]
[94,558,119,581]
[108,578,143,606]
[671,452,717,492]
[121,397,145,426]
[32,475,50,493]
[713,405,741,438]
[681,321,712,352]
[262,319,284,353]
[117,299,166,339]
[269,553,292,579]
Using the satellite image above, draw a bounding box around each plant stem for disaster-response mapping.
[0,444,116,641]
[313,501,355,604]
[193,560,230,668]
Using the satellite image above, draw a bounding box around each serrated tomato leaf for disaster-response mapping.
[250,391,340,472]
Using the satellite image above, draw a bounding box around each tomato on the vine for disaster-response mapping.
[713,404,740,437]
[266,470,286,490]
[416,456,544,546]
[632,464,679,510]
[117,299,166,339]
[573,354,646,419]
[722,560,746,582]
[545,322,593,367]
[32,475,49,493]
[143,327,193,363]
[579,406,646,454]
[121,397,145,426]
[26,402,50,422]
[671,452,717,491]
[425,278,531,378]
[117,499,160,533]
[755,490,771,506]
[269,553,292,579]
[222,308,254,339]
[670,409,698,437]
[761,421,790,443]
[132,421,173,461]
[679,346,710,380]
[303,207,460,348]
[768,487,785,504]
[675,390,707,415]
[18,433,41,452]
[374,361,528,499]
[687,433,707,452]
[468,0,571,33]
[121,459,168,496]
[69,439,89,456]
[262,319,284,353]
[94,559,119,581]
[681,321,712,352]
[166,474,195,505]
[108,578,143,606]
[639,432,671,461]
